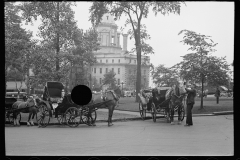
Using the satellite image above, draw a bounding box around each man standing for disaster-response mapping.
[215,87,220,104]
[184,83,197,126]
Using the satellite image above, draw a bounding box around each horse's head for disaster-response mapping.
[170,86,184,106]
[113,87,122,99]
[26,96,37,107]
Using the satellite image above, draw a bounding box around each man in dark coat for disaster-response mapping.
[184,83,197,126]
[215,87,221,104]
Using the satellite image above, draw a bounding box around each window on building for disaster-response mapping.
[112,59,114,63]
[106,59,108,63]
[107,16,109,20]
[118,68,120,74]
[118,79,120,85]
[134,60,136,64]
[94,68,96,73]
[100,68,102,74]
[111,36,114,44]
[112,68,114,72]
[100,78,102,84]
[106,68,108,73]
[100,59,102,63]
[118,59,120,63]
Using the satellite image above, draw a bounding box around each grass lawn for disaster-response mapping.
[117,96,233,114]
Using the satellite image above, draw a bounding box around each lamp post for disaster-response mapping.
[121,81,124,97]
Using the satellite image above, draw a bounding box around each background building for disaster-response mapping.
[90,13,151,91]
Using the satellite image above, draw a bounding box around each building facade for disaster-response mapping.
[90,13,150,91]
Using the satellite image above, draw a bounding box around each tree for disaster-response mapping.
[19,2,78,81]
[102,70,117,89]
[5,2,35,95]
[69,27,99,88]
[175,29,230,109]
[89,2,184,102]
[152,64,179,87]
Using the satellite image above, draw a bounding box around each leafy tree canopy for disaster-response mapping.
[152,64,179,87]
[102,70,117,89]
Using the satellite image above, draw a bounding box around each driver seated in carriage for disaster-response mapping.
[54,89,73,118]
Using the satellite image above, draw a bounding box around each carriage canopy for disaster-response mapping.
[43,81,64,101]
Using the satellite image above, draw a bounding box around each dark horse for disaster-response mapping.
[168,85,185,124]
[12,96,37,126]
[90,87,121,126]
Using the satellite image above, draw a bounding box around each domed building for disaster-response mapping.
[90,13,151,91]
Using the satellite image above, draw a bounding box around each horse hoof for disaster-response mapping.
[92,123,96,126]
[108,123,113,127]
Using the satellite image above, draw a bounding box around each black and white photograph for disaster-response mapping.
[5,1,234,157]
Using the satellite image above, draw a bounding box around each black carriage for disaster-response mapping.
[37,81,112,128]
[138,87,185,123]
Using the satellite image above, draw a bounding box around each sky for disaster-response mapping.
[21,2,234,86]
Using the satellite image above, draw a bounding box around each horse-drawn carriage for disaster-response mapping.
[36,81,120,128]
[138,86,185,123]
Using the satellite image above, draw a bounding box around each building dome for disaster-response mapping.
[101,13,116,25]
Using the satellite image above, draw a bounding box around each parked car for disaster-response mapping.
[5,92,27,109]
[124,91,132,97]
[6,92,27,99]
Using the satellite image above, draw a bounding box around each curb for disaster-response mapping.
[212,111,233,115]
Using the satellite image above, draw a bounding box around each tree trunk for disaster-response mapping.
[200,73,204,109]
[135,32,141,103]
[55,2,60,81]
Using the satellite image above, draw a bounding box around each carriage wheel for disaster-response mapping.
[8,111,21,125]
[151,103,156,122]
[139,102,146,120]
[36,104,50,128]
[90,109,97,123]
[65,107,81,127]
[179,104,185,121]
[81,107,95,126]
[57,113,65,125]
[5,110,9,124]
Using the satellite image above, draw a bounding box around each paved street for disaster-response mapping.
[5,115,233,156]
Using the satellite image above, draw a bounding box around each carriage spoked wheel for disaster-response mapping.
[65,107,81,127]
[179,104,185,121]
[36,104,50,128]
[139,102,146,120]
[81,108,97,126]
[151,103,156,122]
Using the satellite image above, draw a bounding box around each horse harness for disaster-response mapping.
[101,90,119,102]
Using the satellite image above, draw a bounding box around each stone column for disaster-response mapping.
[122,34,128,51]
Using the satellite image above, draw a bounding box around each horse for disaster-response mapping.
[167,85,186,124]
[90,87,121,126]
[12,96,37,126]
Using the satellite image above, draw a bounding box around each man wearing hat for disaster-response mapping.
[184,83,197,126]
